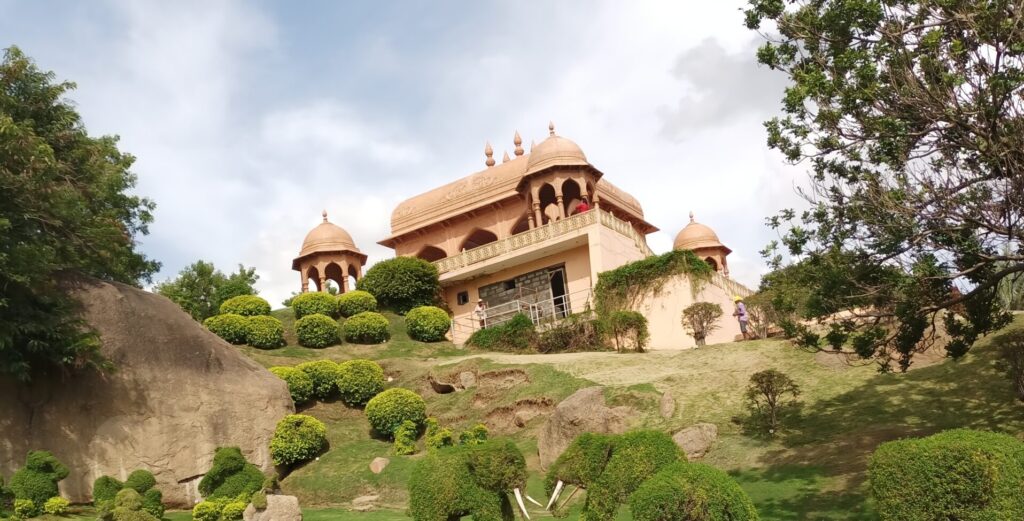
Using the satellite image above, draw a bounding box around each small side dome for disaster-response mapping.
[674,212,728,251]
[525,134,588,175]
[299,210,360,257]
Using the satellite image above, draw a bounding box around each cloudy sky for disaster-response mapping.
[1,0,806,305]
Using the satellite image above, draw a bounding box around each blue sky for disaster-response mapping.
[1,0,804,305]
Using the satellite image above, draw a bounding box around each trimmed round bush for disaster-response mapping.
[365,388,427,438]
[191,500,223,521]
[630,462,759,521]
[13,498,37,519]
[203,313,251,345]
[221,501,247,520]
[123,469,156,494]
[246,315,286,349]
[295,313,341,348]
[336,360,386,407]
[197,447,264,500]
[869,428,1024,520]
[114,488,143,511]
[269,366,315,405]
[142,488,164,518]
[269,414,329,466]
[219,295,271,317]
[292,292,340,319]
[337,290,378,318]
[43,496,70,515]
[405,306,451,342]
[357,257,440,314]
[93,475,124,503]
[342,311,391,344]
[296,360,342,400]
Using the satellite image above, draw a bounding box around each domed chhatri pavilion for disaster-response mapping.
[674,211,732,277]
[292,210,367,293]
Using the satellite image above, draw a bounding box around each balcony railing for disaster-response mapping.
[433,209,652,275]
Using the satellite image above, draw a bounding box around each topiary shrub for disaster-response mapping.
[337,290,378,318]
[141,488,164,519]
[393,420,419,455]
[409,440,527,521]
[9,450,69,507]
[219,295,271,317]
[296,360,342,400]
[221,500,247,520]
[357,257,440,314]
[466,313,537,352]
[123,469,156,494]
[250,490,268,510]
[425,417,455,451]
[246,315,286,349]
[191,499,226,521]
[604,310,650,352]
[111,488,159,521]
[405,306,451,342]
[203,313,252,344]
[197,447,264,500]
[335,359,386,407]
[269,366,315,405]
[43,496,70,515]
[270,414,328,466]
[13,498,37,519]
[341,311,391,344]
[458,424,489,446]
[365,388,428,439]
[869,429,1024,520]
[291,292,340,319]
[295,313,341,348]
[630,462,759,521]
[93,475,124,504]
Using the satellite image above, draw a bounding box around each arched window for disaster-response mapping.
[417,245,447,262]
[460,229,499,250]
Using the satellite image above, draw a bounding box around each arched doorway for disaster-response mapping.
[416,245,447,262]
[460,228,498,251]
[306,266,321,292]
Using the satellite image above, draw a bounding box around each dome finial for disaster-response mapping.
[689,211,695,223]
[502,150,510,163]
[513,131,524,156]
[484,141,495,167]
[548,121,555,136]
[322,209,329,223]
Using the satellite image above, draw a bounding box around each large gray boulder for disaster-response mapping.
[244,494,303,521]
[0,278,294,507]
[537,387,631,469]
[673,423,719,459]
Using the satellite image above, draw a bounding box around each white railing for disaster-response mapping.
[434,209,649,275]
[451,287,594,342]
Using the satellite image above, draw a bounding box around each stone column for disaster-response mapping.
[341,261,350,293]
[300,270,309,293]
[532,202,542,227]
[318,277,327,292]
[555,195,565,219]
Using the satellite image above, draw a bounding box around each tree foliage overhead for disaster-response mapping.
[0,46,159,379]
[745,0,1023,370]
[155,261,258,321]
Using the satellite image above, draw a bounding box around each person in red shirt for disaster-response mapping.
[574,197,590,214]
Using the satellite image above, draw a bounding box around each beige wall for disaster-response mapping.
[591,225,650,278]
[633,274,744,350]
[447,244,593,344]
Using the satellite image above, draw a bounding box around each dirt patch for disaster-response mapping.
[472,369,531,407]
[484,397,555,434]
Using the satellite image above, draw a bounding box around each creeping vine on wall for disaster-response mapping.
[594,249,713,315]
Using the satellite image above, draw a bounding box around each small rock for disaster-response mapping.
[243,495,301,521]
[659,391,675,419]
[351,495,379,512]
[459,371,477,389]
[369,457,390,474]
[673,423,718,460]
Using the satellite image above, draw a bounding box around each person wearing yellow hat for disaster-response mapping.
[732,295,751,340]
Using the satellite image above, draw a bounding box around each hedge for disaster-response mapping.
[466,313,536,352]
[93,475,124,504]
[123,470,156,494]
[14,498,37,519]
[405,306,451,342]
[630,462,759,521]
[336,359,386,407]
[219,295,271,317]
[270,414,328,466]
[393,420,418,455]
[197,447,264,500]
[9,451,68,507]
[342,311,391,344]
[246,315,286,349]
[295,313,341,348]
[292,291,340,319]
[203,313,251,345]
[43,496,70,515]
[365,388,427,438]
[270,366,315,405]
[296,360,342,400]
[337,290,378,318]
[357,257,440,313]
[869,429,1024,520]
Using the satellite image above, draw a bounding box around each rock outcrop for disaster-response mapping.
[244,494,302,521]
[537,387,631,469]
[673,423,719,459]
[0,278,294,507]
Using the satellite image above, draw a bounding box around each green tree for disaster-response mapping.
[745,1,1023,371]
[155,261,258,321]
[745,369,800,434]
[681,302,723,347]
[0,46,159,380]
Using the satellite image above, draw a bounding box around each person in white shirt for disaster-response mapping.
[474,299,487,329]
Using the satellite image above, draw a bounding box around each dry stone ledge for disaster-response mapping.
[351,494,380,512]
[537,387,632,469]
[244,494,303,521]
[0,277,294,507]
[659,391,676,419]
[673,423,719,459]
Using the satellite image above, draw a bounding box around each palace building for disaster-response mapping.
[293,123,751,348]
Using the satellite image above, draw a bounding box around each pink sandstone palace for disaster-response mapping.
[291,123,753,348]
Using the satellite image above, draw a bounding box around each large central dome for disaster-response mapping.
[525,134,588,175]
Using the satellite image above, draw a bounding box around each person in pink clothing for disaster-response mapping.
[733,295,752,340]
